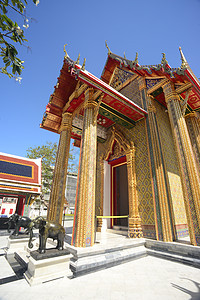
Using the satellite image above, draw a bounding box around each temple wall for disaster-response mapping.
[154,100,188,238]
[120,78,155,238]
[120,78,142,107]
[122,120,156,238]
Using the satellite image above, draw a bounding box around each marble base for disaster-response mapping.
[24,250,72,286]
[145,239,200,268]
[6,235,36,255]
[68,240,146,276]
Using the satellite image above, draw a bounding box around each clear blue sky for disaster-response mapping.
[1,0,200,159]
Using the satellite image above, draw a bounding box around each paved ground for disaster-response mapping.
[0,233,200,300]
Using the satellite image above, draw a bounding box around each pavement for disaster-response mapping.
[0,229,200,300]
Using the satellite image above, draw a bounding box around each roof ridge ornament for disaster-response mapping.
[159,52,174,78]
[132,52,139,66]
[179,47,187,70]
[64,44,69,59]
[105,40,111,55]
[124,52,126,59]
[81,58,86,71]
[177,47,200,83]
[177,47,188,75]
[161,53,168,66]
[75,53,80,65]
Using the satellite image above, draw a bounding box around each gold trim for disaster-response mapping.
[147,78,168,95]
[58,112,72,133]
[138,77,146,91]
[116,74,139,92]
[175,82,193,94]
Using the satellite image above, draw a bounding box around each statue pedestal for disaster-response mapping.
[6,234,36,255]
[24,249,72,286]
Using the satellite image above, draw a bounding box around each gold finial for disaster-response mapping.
[105,40,111,55]
[81,58,86,71]
[161,53,168,65]
[64,44,68,59]
[75,53,80,65]
[179,47,187,69]
[124,52,126,59]
[133,52,138,65]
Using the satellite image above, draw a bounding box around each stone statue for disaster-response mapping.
[5,213,32,236]
[28,216,66,254]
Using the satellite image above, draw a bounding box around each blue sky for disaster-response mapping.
[1,0,200,162]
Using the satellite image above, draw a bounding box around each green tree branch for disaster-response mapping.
[0,0,39,79]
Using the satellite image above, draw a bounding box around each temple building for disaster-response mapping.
[41,45,200,247]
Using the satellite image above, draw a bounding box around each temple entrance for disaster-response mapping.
[110,156,129,228]
[114,164,129,227]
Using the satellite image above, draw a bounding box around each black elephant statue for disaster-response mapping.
[28,216,65,254]
[5,213,32,236]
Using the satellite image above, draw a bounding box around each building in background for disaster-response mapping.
[65,172,77,213]
[0,152,41,228]
[29,172,77,218]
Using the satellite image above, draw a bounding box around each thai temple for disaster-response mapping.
[40,44,200,248]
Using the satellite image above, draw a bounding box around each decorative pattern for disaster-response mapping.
[120,77,142,108]
[99,105,135,129]
[163,82,200,246]
[72,116,107,139]
[72,89,98,247]
[146,96,174,242]
[154,99,188,236]
[185,113,200,175]
[123,121,156,237]
[138,88,163,240]
[110,68,134,89]
[47,112,73,224]
[146,79,163,90]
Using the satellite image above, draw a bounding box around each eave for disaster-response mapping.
[41,56,147,135]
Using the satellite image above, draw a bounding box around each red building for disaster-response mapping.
[0,152,41,228]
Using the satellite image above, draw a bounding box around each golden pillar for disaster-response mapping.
[163,82,200,246]
[185,112,200,176]
[47,112,72,224]
[146,96,173,242]
[96,158,104,232]
[138,77,173,241]
[72,88,98,247]
[126,143,143,238]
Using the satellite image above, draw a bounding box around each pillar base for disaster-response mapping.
[128,217,143,238]
[96,218,103,232]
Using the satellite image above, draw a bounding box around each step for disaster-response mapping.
[147,248,200,268]
[145,239,200,268]
[106,229,128,236]
[112,226,128,231]
[67,239,146,276]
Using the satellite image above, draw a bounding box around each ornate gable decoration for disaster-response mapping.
[110,68,134,89]
[103,127,131,161]
[146,79,163,90]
